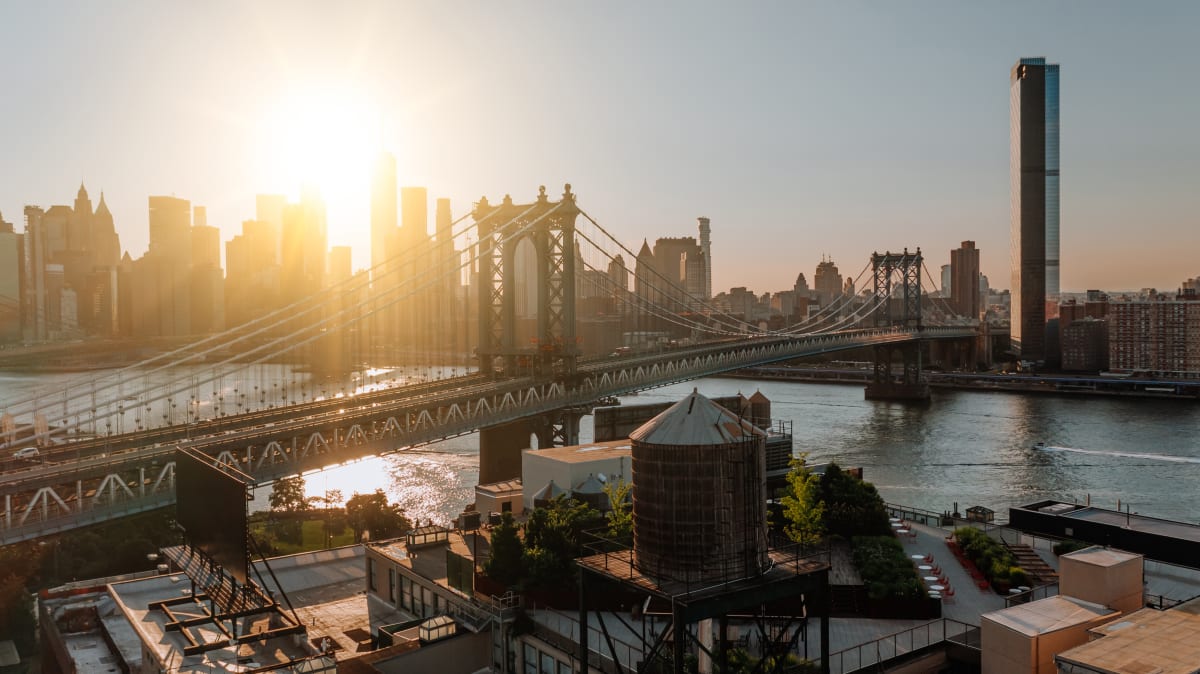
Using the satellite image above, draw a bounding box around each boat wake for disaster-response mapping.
[1041,445,1200,464]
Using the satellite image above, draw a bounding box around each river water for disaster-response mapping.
[5,370,1200,526]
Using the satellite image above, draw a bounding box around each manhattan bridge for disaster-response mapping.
[0,185,977,544]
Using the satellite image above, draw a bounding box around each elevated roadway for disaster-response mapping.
[0,325,976,544]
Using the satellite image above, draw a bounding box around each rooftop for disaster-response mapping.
[1062,545,1142,568]
[983,595,1115,637]
[1058,600,1200,674]
[476,479,522,494]
[523,438,631,464]
[108,573,314,673]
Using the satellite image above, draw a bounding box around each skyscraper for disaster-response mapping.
[697,217,712,300]
[371,152,397,276]
[950,240,981,318]
[1011,57,1060,362]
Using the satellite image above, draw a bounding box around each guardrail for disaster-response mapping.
[825,618,980,674]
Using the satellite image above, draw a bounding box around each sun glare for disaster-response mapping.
[259,86,378,235]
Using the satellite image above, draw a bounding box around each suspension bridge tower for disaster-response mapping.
[865,248,930,402]
[473,185,585,483]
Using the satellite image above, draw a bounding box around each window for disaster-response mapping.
[523,644,537,674]
[501,500,513,513]
[388,569,396,603]
[367,558,376,592]
[401,577,412,611]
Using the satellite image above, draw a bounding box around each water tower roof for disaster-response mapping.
[573,474,605,495]
[532,480,565,501]
[631,389,764,446]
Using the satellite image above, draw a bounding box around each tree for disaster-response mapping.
[818,464,890,538]
[780,455,825,546]
[603,479,633,544]
[269,476,310,513]
[345,490,411,542]
[521,496,604,590]
[485,512,524,587]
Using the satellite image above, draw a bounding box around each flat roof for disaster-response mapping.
[523,439,632,464]
[109,573,312,673]
[1058,605,1200,673]
[1065,506,1200,543]
[370,530,491,592]
[1062,545,1142,567]
[1018,501,1200,544]
[983,595,1115,637]
[476,479,522,494]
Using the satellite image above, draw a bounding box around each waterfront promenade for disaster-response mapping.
[805,506,1200,671]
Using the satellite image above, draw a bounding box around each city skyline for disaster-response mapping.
[3,3,1200,294]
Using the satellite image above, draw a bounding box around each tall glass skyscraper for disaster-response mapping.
[1010,57,1060,362]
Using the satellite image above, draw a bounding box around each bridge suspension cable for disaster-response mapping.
[2,201,561,447]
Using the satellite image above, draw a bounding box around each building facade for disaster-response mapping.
[1011,57,1060,362]
[950,240,981,319]
[1108,298,1200,376]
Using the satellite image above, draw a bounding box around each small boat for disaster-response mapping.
[1032,442,1046,450]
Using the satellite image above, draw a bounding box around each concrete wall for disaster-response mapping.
[372,630,490,674]
[522,450,628,512]
[981,618,1034,674]
[982,609,1114,674]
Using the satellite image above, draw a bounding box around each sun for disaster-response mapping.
[258,84,379,236]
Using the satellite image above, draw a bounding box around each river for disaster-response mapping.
[5,370,1200,526]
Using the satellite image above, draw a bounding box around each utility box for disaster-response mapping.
[1059,546,1144,615]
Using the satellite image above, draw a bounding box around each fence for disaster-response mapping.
[1004,582,1060,607]
[824,618,980,674]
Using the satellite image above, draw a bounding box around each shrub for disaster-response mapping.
[953,527,1027,589]
[851,536,923,600]
[1053,539,1089,556]
[1009,567,1032,588]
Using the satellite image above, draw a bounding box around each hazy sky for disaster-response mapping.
[2,1,1198,294]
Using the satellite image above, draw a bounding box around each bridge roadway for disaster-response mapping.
[0,325,974,544]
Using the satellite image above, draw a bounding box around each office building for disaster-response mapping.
[813,256,842,307]
[1011,57,1060,361]
[0,212,21,342]
[697,216,712,300]
[280,188,327,305]
[371,152,398,277]
[254,194,285,265]
[143,196,193,335]
[190,217,224,334]
[950,241,981,318]
[328,246,352,285]
[225,219,282,329]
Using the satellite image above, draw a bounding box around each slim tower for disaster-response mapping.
[697,217,712,300]
[1011,57,1060,362]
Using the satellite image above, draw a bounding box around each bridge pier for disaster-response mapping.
[478,408,586,485]
[865,343,930,402]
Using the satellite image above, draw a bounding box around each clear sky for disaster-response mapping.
[2,1,1198,294]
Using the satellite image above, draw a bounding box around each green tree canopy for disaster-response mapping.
[780,455,825,546]
[818,464,890,538]
[603,479,633,545]
[484,512,524,587]
[521,496,604,590]
[269,476,310,513]
[345,490,412,542]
